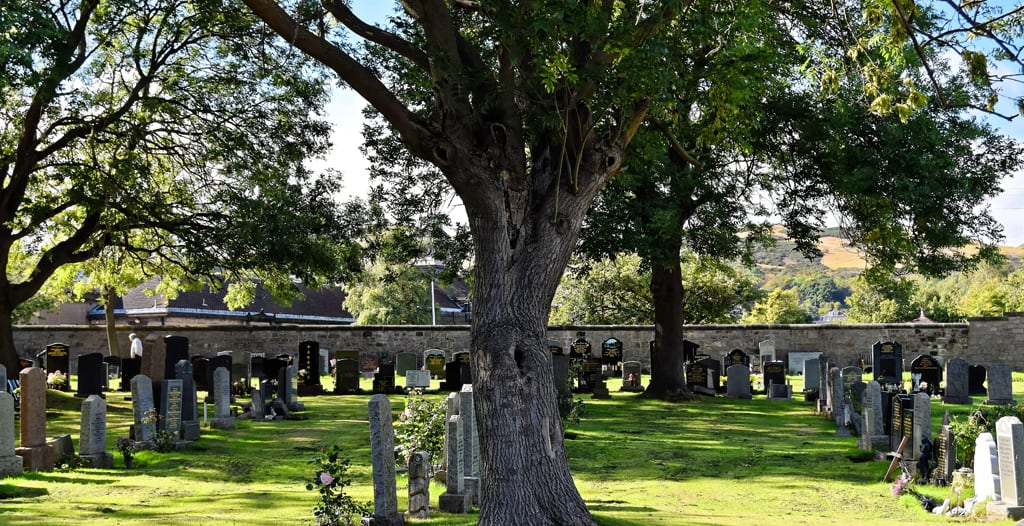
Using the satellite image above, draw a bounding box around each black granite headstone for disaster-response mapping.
[910,354,943,395]
[872,341,903,387]
[76,352,106,397]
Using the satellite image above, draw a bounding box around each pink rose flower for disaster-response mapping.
[320,472,334,485]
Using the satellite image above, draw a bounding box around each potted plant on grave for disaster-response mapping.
[117,437,136,468]
[46,370,67,390]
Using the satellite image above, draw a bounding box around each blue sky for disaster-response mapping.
[319,2,1024,246]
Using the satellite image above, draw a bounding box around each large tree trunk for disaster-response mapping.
[642,237,692,400]
[0,304,21,374]
[470,195,595,526]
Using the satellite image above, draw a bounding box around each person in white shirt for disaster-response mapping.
[129,333,143,358]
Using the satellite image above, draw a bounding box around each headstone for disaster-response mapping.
[841,366,864,411]
[334,351,361,394]
[682,339,700,363]
[298,341,322,386]
[366,394,405,525]
[79,395,113,468]
[438,414,472,513]
[580,357,601,393]
[934,423,955,485]
[360,354,380,375]
[601,337,623,377]
[285,364,302,410]
[44,343,71,391]
[102,355,121,392]
[764,361,787,395]
[76,352,106,398]
[890,394,912,452]
[442,361,463,391]
[621,361,643,392]
[969,364,988,395]
[975,432,1001,502]
[174,360,200,441]
[191,356,210,393]
[552,354,570,392]
[248,353,265,384]
[161,379,183,439]
[758,339,776,364]
[142,334,165,380]
[395,352,418,378]
[724,349,750,370]
[725,364,752,399]
[207,354,232,402]
[164,336,189,382]
[548,341,564,356]
[570,338,592,359]
[405,370,431,389]
[131,375,155,443]
[911,392,931,461]
[942,357,971,404]
[424,349,447,379]
[987,364,1015,405]
[251,388,265,419]
[818,356,829,401]
[120,357,141,392]
[231,350,251,394]
[787,351,822,376]
[209,367,236,430]
[15,367,53,470]
[858,381,887,451]
[830,367,843,425]
[0,364,5,395]
[996,416,1024,512]
[909,354,943,395]
[407,451,430,519]
[872,341,903,387]
[372,360,396,394]
[686,361,713,396]
[459,385,480,504]
[0,392,23,476]
[697,357,721,392]
[803,358,821,395]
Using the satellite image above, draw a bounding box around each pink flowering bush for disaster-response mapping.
[890,472,914,498]
[306,445,369,526]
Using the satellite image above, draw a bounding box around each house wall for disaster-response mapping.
[17,314,1024,374]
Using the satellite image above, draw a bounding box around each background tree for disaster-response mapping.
[845,274,919,323]
[741,288,814,324]
[0,0,361,372]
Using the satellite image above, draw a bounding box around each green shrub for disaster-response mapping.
[306,445,370,526]
[950,402,1024,468]
[394,389,445,473]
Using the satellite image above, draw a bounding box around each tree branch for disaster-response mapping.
[242,0,435,159]
[322,0,431,71]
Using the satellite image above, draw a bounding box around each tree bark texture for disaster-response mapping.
[643,238,690,400]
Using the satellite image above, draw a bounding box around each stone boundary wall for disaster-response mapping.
[26,314,1024,374]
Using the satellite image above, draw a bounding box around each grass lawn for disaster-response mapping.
[0,374,1015,525]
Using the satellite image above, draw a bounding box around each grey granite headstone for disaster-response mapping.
[131,374,155,442]
[858,381,888,451]
[405,370,431,389]
[251,389,265,419]
[943,357,971,404]
[458,385,480,504]
[210,367,236,430]
[830,367,844,425]
[438,414,471,513]
[803,358,820,394]
[818,356,829,401]
[366,394,404,525]
[0,364,6,394]
[395,352,418,378]
[0,392,23,476]
[994,416,1024,518]
[758,339,776,364]
[976,432,1001,502]
[79,395,113,468]
[16,367,52,470]
[726,365,752,399]
[987,364,1015,405]
[911,392,931,461]
[406,451,430,519]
